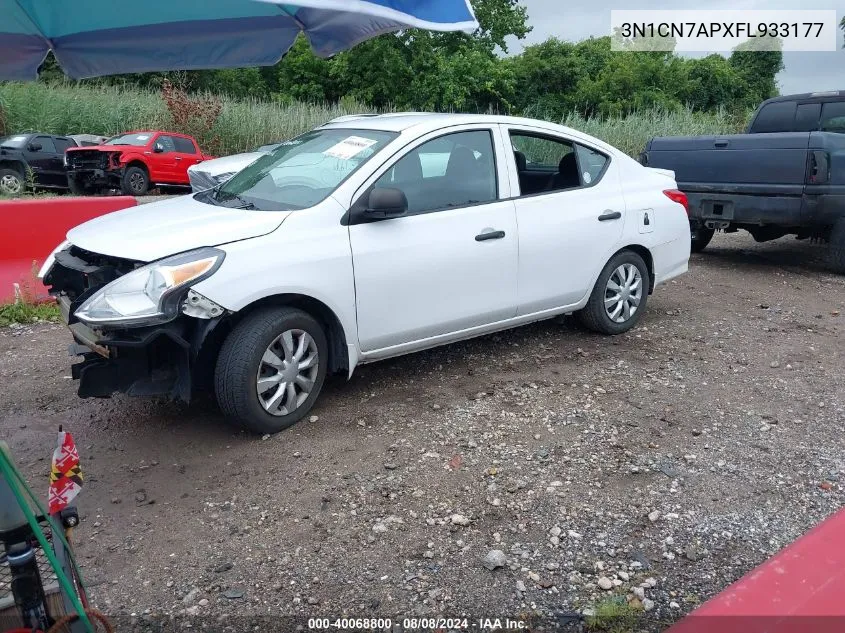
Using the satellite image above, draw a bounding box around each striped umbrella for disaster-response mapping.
[1,0,478,80]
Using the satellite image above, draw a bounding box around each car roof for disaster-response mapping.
[319,113,615,152]
[759,90,845,105]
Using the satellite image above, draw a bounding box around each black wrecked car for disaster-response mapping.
[0,133,79,195]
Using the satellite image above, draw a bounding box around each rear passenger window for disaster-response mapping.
[173,137,197,153]
[795,104,822,132]
[510,132,609,196]
[53,138,74,152]
[821,102,845,133]
[751,102,797,133]
[576,144,608,185]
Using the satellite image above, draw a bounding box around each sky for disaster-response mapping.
[508,0,844,95]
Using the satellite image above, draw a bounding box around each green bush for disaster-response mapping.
[0,82,743,158]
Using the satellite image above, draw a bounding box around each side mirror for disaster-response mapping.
[365,187,408,219]
[153,143,164,153]
[28,142,42,152]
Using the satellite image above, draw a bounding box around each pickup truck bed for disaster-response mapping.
[641,132,845,271]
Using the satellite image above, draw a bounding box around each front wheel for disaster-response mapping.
[214,307,328,434]
[577,250,651,335]
[121,165,149,195]
[0,168,24,196]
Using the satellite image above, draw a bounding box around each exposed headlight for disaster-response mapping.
[38,240,71,280]
[212,171,236,184]
[74,248,225,327]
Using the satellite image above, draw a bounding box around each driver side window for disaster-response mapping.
[373,130,497,215]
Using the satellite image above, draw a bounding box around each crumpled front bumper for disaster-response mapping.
[60,295,203,402]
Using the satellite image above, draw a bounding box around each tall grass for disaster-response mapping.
[0,82,745,158]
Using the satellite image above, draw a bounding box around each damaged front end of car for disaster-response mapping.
[65,150,125,190]
[42,244,228,402]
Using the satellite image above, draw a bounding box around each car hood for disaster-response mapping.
[66,145,124,153]
[190,151,263,175]
[67,195,290,262]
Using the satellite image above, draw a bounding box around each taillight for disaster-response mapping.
[663,189,688,215]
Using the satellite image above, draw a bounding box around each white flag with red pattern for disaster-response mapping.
[48,429,83,514]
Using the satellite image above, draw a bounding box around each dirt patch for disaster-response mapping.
[1,231,843,628]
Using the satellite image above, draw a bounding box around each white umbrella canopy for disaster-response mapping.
[0,0,479,80]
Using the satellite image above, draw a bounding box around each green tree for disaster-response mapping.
[728,38,783,107]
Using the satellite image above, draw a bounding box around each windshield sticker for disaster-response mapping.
[323,136,378,160]
[136,135,150,141]
[583,172,592,184]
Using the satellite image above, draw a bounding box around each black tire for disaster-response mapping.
[690,227,715,253]
[214,307,328,434]
[0,168,24,196]
[577,250,651,335]
[121,165,149,195]
[829,218,845,275]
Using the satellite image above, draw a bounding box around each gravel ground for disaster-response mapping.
[1,231,844,631]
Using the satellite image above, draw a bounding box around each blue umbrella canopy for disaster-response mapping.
[0,0,478,80]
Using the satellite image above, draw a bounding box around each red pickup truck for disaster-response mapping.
[65,131,214,196]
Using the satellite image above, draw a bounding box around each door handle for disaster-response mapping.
[174,156,183,161]
[598,211,622,222]
[714,141,729,148]
[475,230,506,242]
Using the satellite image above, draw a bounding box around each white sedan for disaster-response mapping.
[41,114,690,434]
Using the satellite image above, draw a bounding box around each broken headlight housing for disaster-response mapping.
[74,248,225,327]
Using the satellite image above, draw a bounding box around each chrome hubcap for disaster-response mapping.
[604,263,643,323]
[256,329,319,416]
[0,174,22,194]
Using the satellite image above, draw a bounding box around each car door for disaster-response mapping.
[171,136,204,184]
[149,134,179,182]
[506,126,626,314]
[348,126,518,354]
[25,136,62,186]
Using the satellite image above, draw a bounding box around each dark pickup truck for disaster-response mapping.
[640,131,845,272]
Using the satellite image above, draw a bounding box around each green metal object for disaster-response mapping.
[0,442,93,633]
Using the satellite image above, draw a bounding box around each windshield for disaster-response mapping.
[214,128,397,211]
[105,133,153,146]
[0,135,29,149]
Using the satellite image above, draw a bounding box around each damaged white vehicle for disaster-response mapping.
[41,114,690,434]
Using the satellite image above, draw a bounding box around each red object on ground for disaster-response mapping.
[668,507,845,633]
[0,196,137,302]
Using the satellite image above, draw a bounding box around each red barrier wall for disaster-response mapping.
[0,197,137,302]
[668,507,845,633]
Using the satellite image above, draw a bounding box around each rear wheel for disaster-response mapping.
[0,168,24,196]
[215,307,328,434]
[829,218,845,275]
[690,226,715,253]
[577,250,650,335]
[121,165,149,195]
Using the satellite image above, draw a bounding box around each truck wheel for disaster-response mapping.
[0,168,24,196]
[577,250,651,335]
[829,219,845,275]
[121,166,149,195]
[215,307,328,434]
[691,227,715,253]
